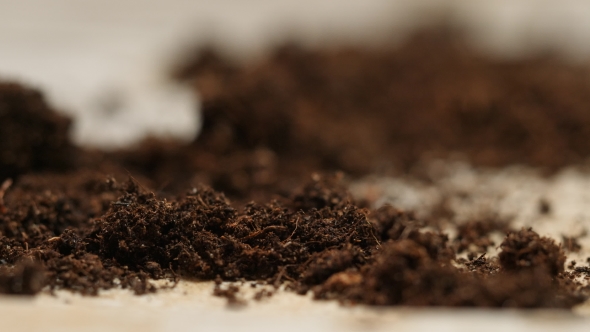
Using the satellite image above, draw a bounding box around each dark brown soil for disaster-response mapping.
[0,83,76,180]
[105,29,590,200]
[499,228,566,276]
[213,277,246,306]
[2,167,585,307]
[0,261,45,295]
[176,28,590,182]
[1,29,590,308]
[313,240,580,308]
[454,217,511,254]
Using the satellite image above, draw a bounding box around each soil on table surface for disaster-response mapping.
[2,28,590,308]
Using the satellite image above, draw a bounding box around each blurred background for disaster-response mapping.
[1,0,590,148]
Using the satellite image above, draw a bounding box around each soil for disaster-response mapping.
[0,83,76,181]
[2,28,590,308]
[176,28,590,181]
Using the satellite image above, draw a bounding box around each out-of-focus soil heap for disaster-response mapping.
[172,29,590,197]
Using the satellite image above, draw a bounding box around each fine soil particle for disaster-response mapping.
[539,199,552,215]
[213,277,246,307]
[2,28,590,309]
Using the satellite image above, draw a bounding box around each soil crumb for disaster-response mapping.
[0,261,45,295]
[499,228,566,276]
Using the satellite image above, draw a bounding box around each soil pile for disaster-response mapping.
[1,29,590,308]
[180,29,590,178]
[1,170,587,308]
[106,30,590,199]
[0,83,75,180]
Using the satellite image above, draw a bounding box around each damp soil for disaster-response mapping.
[2,29,590,308]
